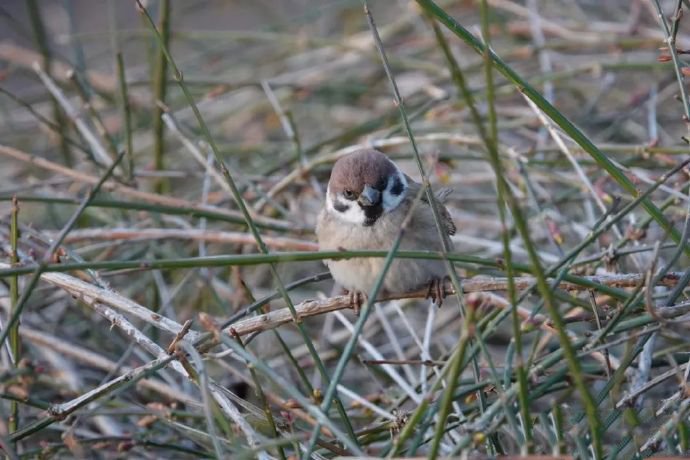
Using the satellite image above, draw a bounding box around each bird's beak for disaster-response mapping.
[358,184,381,207]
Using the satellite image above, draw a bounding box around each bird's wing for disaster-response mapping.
[405,175,456,236]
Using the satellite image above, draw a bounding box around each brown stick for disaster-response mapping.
[225,272,682,337]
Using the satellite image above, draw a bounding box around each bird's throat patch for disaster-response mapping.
[361,203,383,226]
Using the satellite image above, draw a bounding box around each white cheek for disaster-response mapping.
[326,187,367,224]
[381,169,407,212]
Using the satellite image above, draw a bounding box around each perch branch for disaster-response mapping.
[225,272,683,337]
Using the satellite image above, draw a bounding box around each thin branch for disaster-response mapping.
[33,63,113,166]
[0,262,199,341]
[224,272,682,338]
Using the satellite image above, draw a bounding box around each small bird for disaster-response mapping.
[316,148,456,309]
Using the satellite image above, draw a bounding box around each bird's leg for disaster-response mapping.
[347,290,367,316]
[426,276,449,307]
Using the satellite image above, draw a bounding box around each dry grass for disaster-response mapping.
[0,0,689,458]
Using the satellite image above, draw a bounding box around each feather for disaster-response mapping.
[404,175,456,236]
[316,149,457,295]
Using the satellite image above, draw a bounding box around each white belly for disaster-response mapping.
[327,256,446,295]
[317,207,450,295]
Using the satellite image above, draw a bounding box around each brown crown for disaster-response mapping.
[328,149,397,194]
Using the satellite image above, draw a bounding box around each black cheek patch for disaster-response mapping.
[389,176,404,196]
[333,200,350,213]
[360,203,383,226]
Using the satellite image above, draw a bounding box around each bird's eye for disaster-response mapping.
[343,189,357,200]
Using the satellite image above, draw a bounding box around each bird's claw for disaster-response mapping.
[347,290,367,316]
[426,277,449,307]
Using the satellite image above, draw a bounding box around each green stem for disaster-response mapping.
[214,334,363,455]
[301,180,433,458]
[428,304,475,458]
[152,0,171,194]
[117,52,135,182]
[478,0,532,450]
[232,335,287,460]
[26,0,72,166]
[0,194,296,232]
[0,152,125,352]
[136,0,358,446]
[416,0,686,259]
[416,2,605,455]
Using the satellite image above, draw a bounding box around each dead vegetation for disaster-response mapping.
[0,0,690,458]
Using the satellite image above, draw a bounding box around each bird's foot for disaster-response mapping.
[346,290,368,316]
[426,276,449,307]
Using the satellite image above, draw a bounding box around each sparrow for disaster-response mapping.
[316,148,456,309]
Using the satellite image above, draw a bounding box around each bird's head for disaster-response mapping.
[326,149,408,226]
